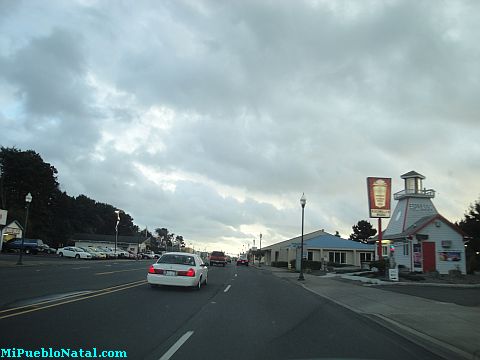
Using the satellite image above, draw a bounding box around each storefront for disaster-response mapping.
[376,171,466,274]
[0,220,24,252]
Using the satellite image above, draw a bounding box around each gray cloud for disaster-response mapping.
[1,0,480,253]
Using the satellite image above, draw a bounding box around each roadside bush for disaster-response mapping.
[369,259,389,273]
[327,262,354,268]
[289,259,323,270]
[271,261,289,268]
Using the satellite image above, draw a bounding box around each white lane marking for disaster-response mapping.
[235,274,237,277]
[35,270,41,272]
[72,267,90,270]
[158,331,194,360]
[224,285,231,293]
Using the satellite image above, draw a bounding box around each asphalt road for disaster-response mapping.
[0,259,444,360]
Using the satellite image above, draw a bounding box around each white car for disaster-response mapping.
[147,252,208,290]
[57,246,93,259]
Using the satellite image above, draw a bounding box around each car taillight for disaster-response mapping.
[148,266,165,274]
[178,268,196,277]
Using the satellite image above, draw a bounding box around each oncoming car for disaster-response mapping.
[147,252,208,290]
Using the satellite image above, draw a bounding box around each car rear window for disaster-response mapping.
[211,251,225,257]
[158,254,196,266]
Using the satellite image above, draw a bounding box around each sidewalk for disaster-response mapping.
[257,265,480,360]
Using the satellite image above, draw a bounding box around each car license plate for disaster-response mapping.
[165,270,176,276]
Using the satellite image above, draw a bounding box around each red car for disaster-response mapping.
[236,256,248,266]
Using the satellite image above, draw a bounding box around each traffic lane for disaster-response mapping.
[172,266,441,360]
[0,263,235,359]
[375,285,480,307]
[0,260,154,308]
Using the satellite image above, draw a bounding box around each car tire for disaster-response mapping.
[25,249,30,254]
[75,254,80,259]
[203,276,208,286]
[59,252,63,257]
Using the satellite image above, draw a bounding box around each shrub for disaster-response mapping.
[271,261,288,268]
[289,259,323,270]
[327,262,354,268]
[369,259,389,273]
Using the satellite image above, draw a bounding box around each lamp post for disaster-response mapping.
[17,192,33,265]
[114,210,120,255]
[259,233,262,267]
[298,193,306,281]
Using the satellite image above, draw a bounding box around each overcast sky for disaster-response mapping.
[1,0,479,254]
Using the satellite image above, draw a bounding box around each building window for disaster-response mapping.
[307,251,313,261]
[403,243,409,256]
[382,245,388,256]
[360,252,372,262]
[329,251,346,264]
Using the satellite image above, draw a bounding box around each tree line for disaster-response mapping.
[0,147,182,248]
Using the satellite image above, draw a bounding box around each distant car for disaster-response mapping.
[237,256,249,266]
[39,244,57,254]
[57,246,93,259]
[88,247,108,259]
[209,251,227,267]
[99,247,118,259]
[78,247,105,259]
[147,252,208,290]
[226,256,232,263]
[140,252,155,259]
[2,238,44,254]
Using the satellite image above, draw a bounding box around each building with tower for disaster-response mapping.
[379,171,467,274]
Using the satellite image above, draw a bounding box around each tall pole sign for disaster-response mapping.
[367,177,392,260]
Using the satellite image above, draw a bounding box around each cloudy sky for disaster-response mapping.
[1,0,479,254]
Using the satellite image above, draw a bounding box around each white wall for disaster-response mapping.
[424,222,466,275]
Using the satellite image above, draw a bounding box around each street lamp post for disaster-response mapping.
[17,192,33,265]
[259,233,262,267]
[298,193,306,281]
[114,210,120,255]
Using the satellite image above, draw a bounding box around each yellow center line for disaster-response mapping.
[95,268,147,275]
[0,280,147,320]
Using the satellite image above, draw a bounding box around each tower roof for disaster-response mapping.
[401,171,425,179]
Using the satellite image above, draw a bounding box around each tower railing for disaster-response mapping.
[394,188,435,200]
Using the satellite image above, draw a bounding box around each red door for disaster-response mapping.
[422,242,436,272]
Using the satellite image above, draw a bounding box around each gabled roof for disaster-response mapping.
[261,229,329,250]
[3,220,24,230]
[401,171,425,179]
[371,214,466,241]
[290,233,375,250]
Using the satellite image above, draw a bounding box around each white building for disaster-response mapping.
[378,171,467,274]
[263,230,375,267]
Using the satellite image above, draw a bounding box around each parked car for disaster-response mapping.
[39,244,57,254]
[147,252,208,290]
[57,246,93,259]
[78,247,104,259]
[2,238,44,254]
[88,247,108,259]
[99,247,118,259]
[237,255,249,266]
[140,252,155,259]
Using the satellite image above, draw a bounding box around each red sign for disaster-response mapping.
[367,177,392,218]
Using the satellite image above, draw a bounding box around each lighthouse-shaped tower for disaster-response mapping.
[382,171,466,274]
[384,171,437,237]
